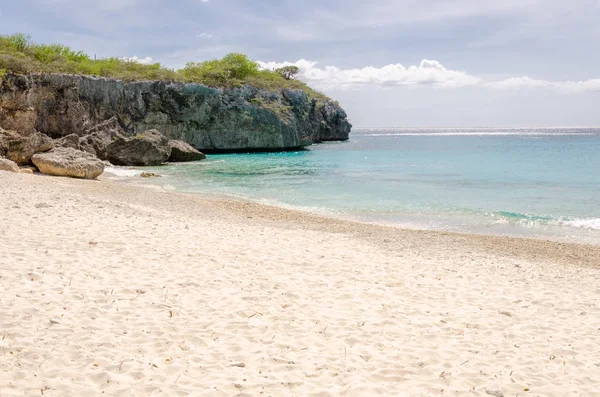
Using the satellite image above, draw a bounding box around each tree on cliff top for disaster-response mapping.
[275,66,300,80]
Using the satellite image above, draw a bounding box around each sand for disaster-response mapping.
[1,171,599,396]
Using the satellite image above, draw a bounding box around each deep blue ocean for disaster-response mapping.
[107,128,600,244]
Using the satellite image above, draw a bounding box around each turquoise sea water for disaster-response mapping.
[108,128,600,244]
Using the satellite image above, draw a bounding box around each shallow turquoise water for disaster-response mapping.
[109,127,600,243]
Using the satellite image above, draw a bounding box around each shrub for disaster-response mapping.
[33,44,89,64]
[1,33,31,52]
[0,53,32,74]
[179,53,260,85]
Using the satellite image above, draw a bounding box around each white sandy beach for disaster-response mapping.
[1,171,599,396]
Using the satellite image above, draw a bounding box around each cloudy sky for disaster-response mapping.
[2,0,600,127]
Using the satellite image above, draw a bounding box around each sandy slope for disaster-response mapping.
[1,171,599,397]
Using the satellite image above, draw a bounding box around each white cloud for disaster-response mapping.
[122,56,153,65]
[258,59,600,93]
[196,32,213,39]
[258,59,481,89]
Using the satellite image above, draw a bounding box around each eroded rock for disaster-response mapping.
[5,131,53,164]
[85,117,124,136]
[168,140,206,162]
[54,133,81,150]
[0,158,19,173]
[20,165,38,173]
[140,172,161,178]
[79,117,125,160]
[0,128,9,157]
[31,147,104,179]
[106,129,171,166]
[0,73,352,152]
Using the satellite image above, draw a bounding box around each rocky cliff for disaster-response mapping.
[0,73,351,152]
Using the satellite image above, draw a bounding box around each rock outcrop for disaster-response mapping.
[31,147,104,179]
[0,158,19,173]
[0,128,8,157]
[55,133,81,150]
[106,129,171,166]
[1,129,53,164]
[0,72,351,152]
[78,117,125,159]
[168,140,206,162]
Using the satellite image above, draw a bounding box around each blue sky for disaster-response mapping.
[2,0,600,127]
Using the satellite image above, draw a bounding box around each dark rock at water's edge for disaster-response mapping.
[106,130,171,166]
[106,129,171,166]
[0,72,351,152]
[140,172,161,178]
[168,140,206,162]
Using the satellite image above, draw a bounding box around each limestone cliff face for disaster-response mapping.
[0,73,351,152]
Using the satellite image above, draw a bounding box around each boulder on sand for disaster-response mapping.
[106,129,171,166]
[31,147,104,179]
[0,158,19,173]
[19,165,38,174]
[5,131,54,164]
[168,140,206,162]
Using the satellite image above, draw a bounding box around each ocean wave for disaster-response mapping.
[491,211,600,230]
[562,218,600,230]
[103,166,140,177]
[495,211,552,222]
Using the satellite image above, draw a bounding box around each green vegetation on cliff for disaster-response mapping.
[0,33,328,100]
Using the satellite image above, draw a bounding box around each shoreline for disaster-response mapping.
[104,155,600,249]
[2,171,600,396]
[104,171,600,268]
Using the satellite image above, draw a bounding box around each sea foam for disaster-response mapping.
[562,218,600,230]
[103,166,140,177]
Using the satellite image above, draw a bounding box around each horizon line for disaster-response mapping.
[351,125,600,129]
